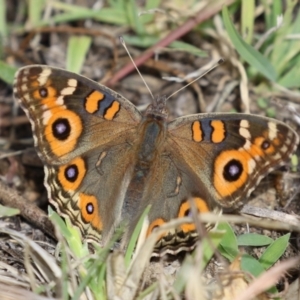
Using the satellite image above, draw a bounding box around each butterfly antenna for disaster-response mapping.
[119,36,155,101]
[166,58,224,101]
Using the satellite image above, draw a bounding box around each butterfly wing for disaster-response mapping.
[137,113,298,255]
[14,65,142,243]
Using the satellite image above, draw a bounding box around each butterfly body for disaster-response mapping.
[14,65,299,255]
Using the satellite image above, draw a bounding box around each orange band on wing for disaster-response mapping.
[104,101,120,120]
[211,120,226,143]
[192,121,203,142]
[85,90,104,114]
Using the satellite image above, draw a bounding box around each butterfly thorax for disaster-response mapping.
[137,113,167,165]
[137,96,168,162]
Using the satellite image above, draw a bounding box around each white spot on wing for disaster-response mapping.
[43,110,52,125]
[268,122,277,140]
[272,153,282,160]
[68,79,77,87]
[23,93,31,102]
[248,159,256,174]
[239,139,251,151]
[21,84,28,92]
[56,96,64,105]
[240,120,249,128]
[239,127,251,140]
[61,86,76,96]
[38,68,52,86]
[254,154,261,161]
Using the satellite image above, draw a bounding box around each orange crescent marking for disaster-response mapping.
[211,120,226,143]
[146,218,165,238]
[179,197,210,232]
[78,193,102,231]
[85,90,104,114]
[57,157,86,191]
[193,197,210,213]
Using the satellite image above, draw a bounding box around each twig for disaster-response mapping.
[0,180,55,240]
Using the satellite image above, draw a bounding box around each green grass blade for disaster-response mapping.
[261,0,271,29]
[237,233,273,246]
[259,233,290,270]
[48,208,90,258]
[222,6,277,82]
[28,7,128,28]
[140,0,161,23]
[271,0,283,28]
[122,34,159,48]
[277,57,300,88]
[0,204,20,217]
[201,229,226,269]
[262,0,283,29]
[274,12,300,76]
[51,1,128,25]
[170,41,208,57]
[59,241,70,300]
[125,205,151,267]
[217,222,238,261]
[241,254,266,277]
[0,0,7,40]
[241,0,255,44]
[66,35,92,73]
[0,61,17,84]
[126,0,145,35]
[270,0,297,73]
[28,0,45,27]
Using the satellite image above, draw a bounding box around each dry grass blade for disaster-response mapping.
[0,227,62,297]
[0,283,54,300]
[106,252,128,298]
[107,226,165,299]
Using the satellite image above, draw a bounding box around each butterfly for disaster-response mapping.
[13,65,299,256]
